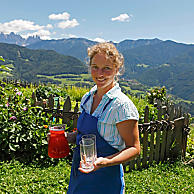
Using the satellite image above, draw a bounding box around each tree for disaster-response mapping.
[0,56,12,77]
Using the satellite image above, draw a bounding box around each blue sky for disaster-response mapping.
[0,0,194,44]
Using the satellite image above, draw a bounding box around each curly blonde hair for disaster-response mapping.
[87,42,125,76]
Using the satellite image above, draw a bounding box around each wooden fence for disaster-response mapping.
[32,92,190,172]
[32,93,80,129]
[1,78,191,171]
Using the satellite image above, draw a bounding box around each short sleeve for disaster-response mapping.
[114,100,139,123]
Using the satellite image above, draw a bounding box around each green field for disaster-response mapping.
[37,73,93,87]
[0,160,193,193]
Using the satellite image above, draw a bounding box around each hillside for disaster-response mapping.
[27,38,97,61]
[27,38,194,101]
[0,43,87,83]
[1,34,194,101]
[122,41,194,101]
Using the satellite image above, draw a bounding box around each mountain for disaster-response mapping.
[27,38,97,61]
[27,38,163,62]
[27,37,194,101]
[122,40,194,67]
[116,38,163,52]
[1,35,194,101]
[0,43,87,83]
[0,32,41,46]
[122,41,194,101]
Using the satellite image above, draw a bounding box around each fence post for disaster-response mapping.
[173,117,185,159]
[56,98,60,123]
[160,121,168,161]
[72,100,79,129]
[149,123,155,165]
[62,96,71,124]
[182,113,190,158]
[157,100,162,121]
[169,104,175,121]
[48,94,54,109]
[142,124,149,168]
[155,122,162,163]
[142,106,149,168]
[32,92,36,107]
[144,106,149,123]
[165,122,174,159]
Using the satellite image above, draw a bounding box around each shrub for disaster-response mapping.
[0,82,48,163]
[146,86,166,104]
[35,85,67,100]
[127,94,158,123]
[64,86,89,101]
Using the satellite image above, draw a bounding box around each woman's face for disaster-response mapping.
[90,53,118,91]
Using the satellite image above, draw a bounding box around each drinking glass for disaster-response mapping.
[82,134,97,160]
[80,139,95,171]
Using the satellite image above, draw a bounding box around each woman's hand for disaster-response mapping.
[78,157,109,173]
[66,131,77,144]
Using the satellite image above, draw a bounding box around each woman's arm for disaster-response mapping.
[106,119,140,164]
[79,119,140,173]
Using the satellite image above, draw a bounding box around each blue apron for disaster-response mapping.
[67,95,125,194]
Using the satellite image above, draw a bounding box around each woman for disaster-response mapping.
[67,42,140,194]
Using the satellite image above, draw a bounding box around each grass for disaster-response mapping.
[125,161,193,193]
[0,160,193,193]
[36,73,149,97]
[0,160,71,193]
[37,73,93,86]
[190,124,194,138]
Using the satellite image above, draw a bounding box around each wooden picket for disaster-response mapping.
[2,78,190,172]
[123,103,190,172]
[31,92,190,172]
[32,92,80,129]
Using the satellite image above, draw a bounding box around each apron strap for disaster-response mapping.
[102,98,113,113]
[97,98,113,119]
[80,94,91,111]
[81,93,113,118]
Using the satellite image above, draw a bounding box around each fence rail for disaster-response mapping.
[32,92,190,171]
[2,78,190,171]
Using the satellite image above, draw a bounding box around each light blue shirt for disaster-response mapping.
[80,83,139,150]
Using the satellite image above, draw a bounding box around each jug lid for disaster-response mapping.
[49,124,65,131]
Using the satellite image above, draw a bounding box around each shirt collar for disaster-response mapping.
[89,83,121,99]
[89,85,97,96]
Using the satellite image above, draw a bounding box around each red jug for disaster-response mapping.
[48,125,70,158]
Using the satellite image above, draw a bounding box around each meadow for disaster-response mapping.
[0,160,193,193]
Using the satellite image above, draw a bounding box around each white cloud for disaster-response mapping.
[0,19,53,40]
[46,24,53,29]
[93,38,106,43]
[0,12,79,40]
[65,34,78,38]
[111,13,132,22]
[58,19,79,29]
[49,11,79,30]
[49,12,70,20]
[60,34,78,38]
[0,19,45,34]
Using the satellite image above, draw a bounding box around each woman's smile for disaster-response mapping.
[90,53,118,92]
[96,77,106,82]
